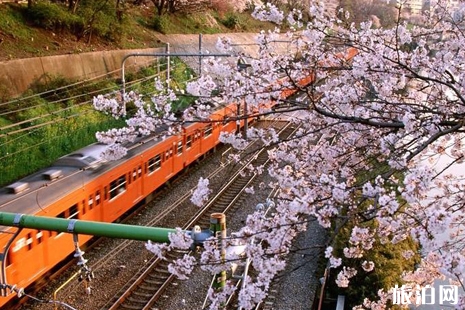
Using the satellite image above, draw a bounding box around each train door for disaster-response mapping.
[164,148,174,180]
[102,174,128,221]
[129,165,143,204]
[201,124,214,154]
[173,140,184,171]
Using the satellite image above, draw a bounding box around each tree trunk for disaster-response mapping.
[71,0,80,13]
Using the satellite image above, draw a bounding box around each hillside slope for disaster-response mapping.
[0,2,273,62]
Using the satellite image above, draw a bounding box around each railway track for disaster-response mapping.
[99,120,297,310]
[13,134,225,310]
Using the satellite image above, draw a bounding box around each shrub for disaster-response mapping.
[152,15,169,33]
[221,12,240,29]
[25,2,82,33]
[75,0,127,43]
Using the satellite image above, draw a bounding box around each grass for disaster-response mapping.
[0,3,277,60]
[151,10,276,34]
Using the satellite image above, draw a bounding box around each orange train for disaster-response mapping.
[0,48,357,308]
[0,100,250,307]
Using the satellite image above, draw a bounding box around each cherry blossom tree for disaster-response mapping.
[94,0,465,308]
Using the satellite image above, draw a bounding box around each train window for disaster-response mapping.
[57,211,65,219]
[165,149,173,160]
[138,166,142,177]
[13,238,26,252]
[205,124,213,137]
[186,136,192,149]
[26,233,33,251]
[96,190,101,205]
[88,195,94,210]
[133,168,137,181]
[110,175,126,199]
[69,204,79,219]
[148,154,161,173]
[177,141,183,155]
[128,172,132,185]
[37,230,43,244]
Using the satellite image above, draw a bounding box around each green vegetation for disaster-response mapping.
[324,218,420,308]
[0,0,274,186]
[0,57,195,186]
[151,10,275,34]
[0,1,277,60]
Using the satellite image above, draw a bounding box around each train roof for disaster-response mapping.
[0,146,108,217]
[54,143,108,168]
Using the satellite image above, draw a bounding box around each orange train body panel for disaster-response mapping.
[0,49,356,307]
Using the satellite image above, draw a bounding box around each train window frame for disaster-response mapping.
[69,204,79,220]
[109,175,127,200]
[148,154,161,174]
[204,124,213,137]
[96,190,101,205]
[81,199,87,215]
[104,186,109,200]
[36,230,43,244]
[26,233,33,251]
[186,136,192,149]
[88,194,94,210]
[132,168,137,181]
[177,141,183,155]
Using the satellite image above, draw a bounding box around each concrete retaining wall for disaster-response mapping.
[0,33,293,98]
[0,48,165,98]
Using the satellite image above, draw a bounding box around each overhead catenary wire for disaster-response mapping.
[0,56,161,109]
[0,64,180,131]
[0,70,190,168]
[0,59,170,118]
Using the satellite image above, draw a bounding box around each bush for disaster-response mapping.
[75,0,126,43]
[25,2,82,33]
[152,15,169,33]
[221,12,240,29]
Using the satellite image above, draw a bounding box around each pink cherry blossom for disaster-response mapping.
[95,1,465,308]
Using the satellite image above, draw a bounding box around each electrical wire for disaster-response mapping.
[0,64,177,129]
[0,61,188,162]
[0,57,161,108]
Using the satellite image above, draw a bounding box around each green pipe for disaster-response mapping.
[0,212,178,243]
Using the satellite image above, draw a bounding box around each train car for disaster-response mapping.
[0,101,241,308]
